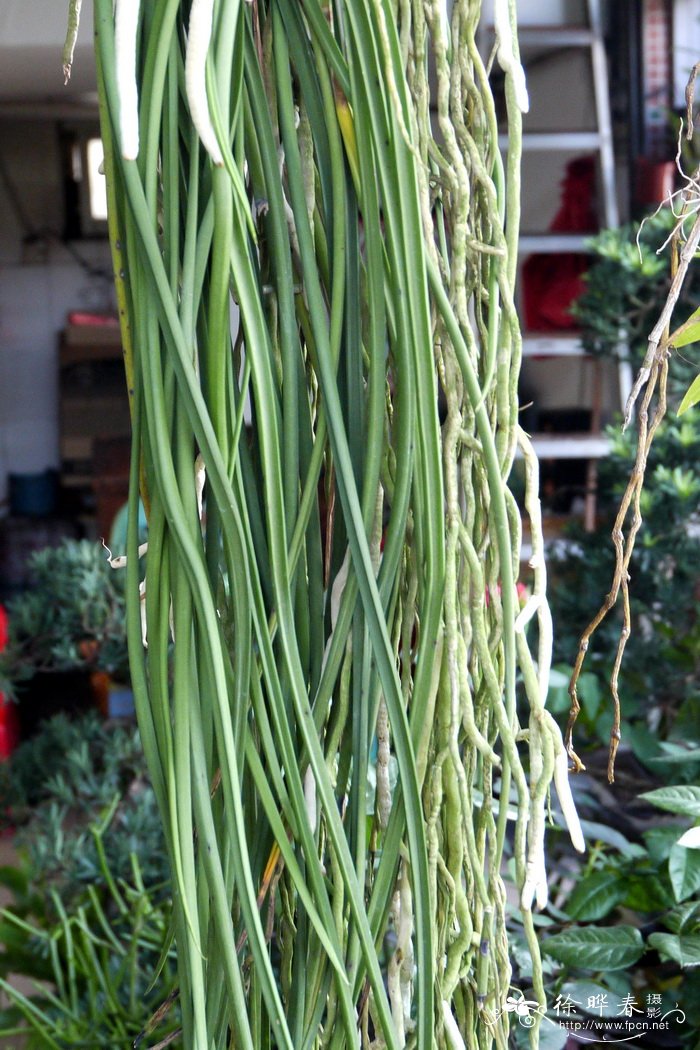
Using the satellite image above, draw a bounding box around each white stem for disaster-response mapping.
[518,427,554,702]
[522,722,548,910]
[303,766,317,835]
[514,593,542,634]
[195,454,206,521]
[139,578,147,648]
[375,699,392,830]
[387,889,405,1046]
[330,548,350,632]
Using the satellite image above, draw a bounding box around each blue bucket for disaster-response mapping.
[9,471,58,518]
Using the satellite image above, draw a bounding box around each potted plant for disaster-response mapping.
[0,539,130,734]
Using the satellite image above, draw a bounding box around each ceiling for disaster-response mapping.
[0,0,97,115]
[1,0,590,116]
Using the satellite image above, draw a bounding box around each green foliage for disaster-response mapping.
[0,833,178,1049]
[0,712,169,901]
[573,211,700,395]
[550,218,700,760]
[538,213,700,1043]
[542,926,645,971]
[0,541,129,697]
[0,713,177,1047]
[678,372,700,415]
[533,795,700,1042]
[641,785,700,819]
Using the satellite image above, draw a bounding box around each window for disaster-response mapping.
[86,138,108,222]
[60,126,108,239]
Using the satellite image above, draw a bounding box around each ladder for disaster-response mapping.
[498,0,629,531]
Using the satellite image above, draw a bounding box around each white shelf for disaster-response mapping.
[483,26,596,47]
[501,132,604,151]
[519,233,595,253]
[517,26,596,47]
[522,334,587,357]
[529,434,611,459]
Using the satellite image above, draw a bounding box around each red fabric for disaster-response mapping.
[0,606,19,759]
[522,156,598,332]
[66,312,120,328]
[549,156,598,233]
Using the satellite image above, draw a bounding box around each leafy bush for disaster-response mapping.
[572,209,700,391]
[0,713,178,1047]
[552,213,700,752]
[0,712,169,900]
[526,212,700,1048]
[0,540,129,697]
[0,827,179,1049]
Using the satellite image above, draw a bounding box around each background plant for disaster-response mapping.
[0,540,129,697]
[526,208,700,1049]
[0,711,169,897]
[0,712,177,1048]
[555,212,700,754]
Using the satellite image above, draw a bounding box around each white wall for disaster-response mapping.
[480,0,587,27]
[0,0,96,103]
[0,119,112,505]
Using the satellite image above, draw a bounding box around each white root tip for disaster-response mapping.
[102,538,149,570]
[553,747,586,853]
[510,64,530,115]
[195,454,206,522]
[115,0,141,161]
[186,0,224,165]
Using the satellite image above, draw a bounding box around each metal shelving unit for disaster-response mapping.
[512,0,624,531]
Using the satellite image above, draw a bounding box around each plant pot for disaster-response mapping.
[636,158,676,205]
[8,470,58,519]
[91,672,135,719]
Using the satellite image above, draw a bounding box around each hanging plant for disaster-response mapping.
[65,0,584,1046]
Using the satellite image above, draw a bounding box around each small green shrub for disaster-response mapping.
[0,540,129,698]
[0,712,169,899]
[552,213,700,752]
[0,828,180,1049]
[0,713,178,1047]
[532,212,700,1049]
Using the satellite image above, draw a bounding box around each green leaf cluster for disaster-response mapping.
[0,540,129,695]
[535,779,700,1042]
[0,842,178,1049]
[550,409,700,745]
[0,712,176,1046]
[572,212,700,402]
[0,712,169,900]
